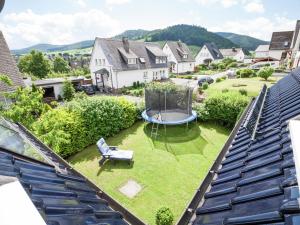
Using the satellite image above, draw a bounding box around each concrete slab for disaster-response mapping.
[119,179,142,198]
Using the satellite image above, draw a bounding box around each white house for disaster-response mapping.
[268,31,294,61]
[255,45,270,59]
[90,38,169,91]
[219,47,245,62]
[163,41,195,74]
[195,43,223,66]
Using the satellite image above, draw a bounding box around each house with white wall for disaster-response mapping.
[219,47,245,62]
[195,42,223,66]
[163,41,195,74]
[90,38,168,91]
[268,31,294,61]
[255,45,270,59]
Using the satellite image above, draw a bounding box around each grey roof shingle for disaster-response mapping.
[0,31,24,92]
[165,41,195,63]
[204,43,224,60]
[95,38,168,71]
[190,68,300,225]
[269,31,294,50]
[219,48,243,58]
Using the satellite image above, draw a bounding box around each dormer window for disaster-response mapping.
[128,58,137,65]
[155,57,167,64]
[183,54,188,59]
[284,41,289,47]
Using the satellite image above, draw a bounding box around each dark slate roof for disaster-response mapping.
[269,31,294,50]
[0,31,24,92]
[165,41,195,63]
[0,120,143,225]
[204,43,224,60]
[191,68,300,225]
[94,38,168,71]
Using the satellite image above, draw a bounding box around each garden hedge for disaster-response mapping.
[195,91,249,127]
[33,96,138,158]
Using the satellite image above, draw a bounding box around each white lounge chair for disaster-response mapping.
[96,138,134,166]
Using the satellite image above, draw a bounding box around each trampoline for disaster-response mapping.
[142,83,197,126]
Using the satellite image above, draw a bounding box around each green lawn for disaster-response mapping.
[205,77,281,97]
[68,121,230,224]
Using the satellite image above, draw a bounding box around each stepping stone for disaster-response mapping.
[119,179,142,198]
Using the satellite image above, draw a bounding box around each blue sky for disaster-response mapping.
[0,0,299,49]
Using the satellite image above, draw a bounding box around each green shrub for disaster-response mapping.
[193,103,209,121]
[216,78,222,83]
[194,92,249,127]
[239,89,248,96]
[133,82,137,88]
[156,207,174,225]
[227,62,238,69]
[258,67,274,81]
[62,80,75,101]
[237,68,254,78]
[210,63,218,70]
[67,96,137,146]
[222,76,227,80]
[202,82,209,90]
[198,86,204,94]
[222,88,229,93]
[218,63,226,70]
[33,108,87,158]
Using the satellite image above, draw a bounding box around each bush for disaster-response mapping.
[237,68,254,78]
[258,67,274,81]
[62,80,75,101]
[239,89,248,96]
[222,88,229,93]
[218,63,226,70]
[227,62,238,69]
[156,207,174,225]
[194,92,249,127]
[33,108,87,158]
[216,78,222,83]
[202,82,209,90]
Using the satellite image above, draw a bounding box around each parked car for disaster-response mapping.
[198,76,214,86]
[78,84,95,95]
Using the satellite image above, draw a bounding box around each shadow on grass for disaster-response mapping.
[144,122,209,156]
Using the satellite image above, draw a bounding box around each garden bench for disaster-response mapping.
[96,138,134,166]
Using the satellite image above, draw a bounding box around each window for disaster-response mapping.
[128,58,137,64]
[143,72,148,80]
[183,54,188,59]
[156,57,167,64]
[103,59,106,65]
[95,59,98,65]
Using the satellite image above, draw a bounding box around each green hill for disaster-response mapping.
[216,32,268,51]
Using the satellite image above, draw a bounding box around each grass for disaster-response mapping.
[205,76,281,97]
[68,121,230,224]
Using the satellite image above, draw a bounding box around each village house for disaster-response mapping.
[195,42,223,66]
[268,31,294,61]
[0,31,24,103]
[219,47,245,62]
[255,45,270,58]
[162,41,195,74]
[90,38,168,91]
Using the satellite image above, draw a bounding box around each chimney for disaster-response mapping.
[122,37,130,53]
[232,47,236,52]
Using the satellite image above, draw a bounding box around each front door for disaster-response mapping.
[95,73,105,89]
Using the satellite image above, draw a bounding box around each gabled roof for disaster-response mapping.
[219,48,244,57]
[269,31,294,50]
[0,118,144,225]
[204,43,223,60]
[189,68,300,225]
[93,38,167,72]
[165,41,195,63]
[0,31,24,93]
[255,44,270,52]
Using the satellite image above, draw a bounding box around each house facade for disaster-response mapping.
[195,42,223,65]
[255,45,270,58]
[90,38,168,91]
[0,31,24,103]
[268,31,294,61]
[220,47,245,62]
[163,41,195,74]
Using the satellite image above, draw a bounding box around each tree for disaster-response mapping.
[0,74,12,86]
[2,87,50,129]
[258,66,274,81]
[18,50,51,79]
[53,56,70,73]
[62,80,75,101]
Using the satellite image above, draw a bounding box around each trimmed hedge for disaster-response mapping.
[33,96,138,158]
[195,92,249,127]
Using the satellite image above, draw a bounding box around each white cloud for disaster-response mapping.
[210,16,296,40]
[244,0,264,13]
[0,9,122,49]
[105,0,131,5]
[76,0,87,7]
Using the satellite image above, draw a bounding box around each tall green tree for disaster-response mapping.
[62,80,75,101]
[258,67,274,81]
[53,56,70,73]
[18,50,51,79]
[2,87,50,128]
